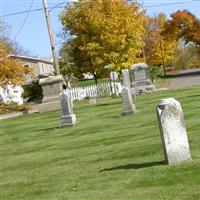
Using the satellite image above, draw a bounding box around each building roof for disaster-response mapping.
[8,54,53,65]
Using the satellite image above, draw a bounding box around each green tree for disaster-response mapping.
[59,41,79,78]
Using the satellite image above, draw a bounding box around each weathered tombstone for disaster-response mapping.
[130,63,155,94]
[131,88,136,102]
[122,69,131,89]
[59,92,77,127]
[122,69,136,101]
[121,87,136,116]
[157,98,192,165]
[38,75,64,113]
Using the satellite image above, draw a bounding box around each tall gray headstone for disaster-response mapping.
[122,69,136,101]
[121,87,136,116]
[157,98,192,165]
[59,92,76,127]
[122,69,131,89]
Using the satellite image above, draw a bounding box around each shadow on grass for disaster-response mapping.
[97,101,121,107]
[35,126,60,132]
[100,160,165,172]
[106,115,121,119]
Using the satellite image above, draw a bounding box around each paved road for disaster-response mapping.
[168,68,200,89]
[0,112,23,120]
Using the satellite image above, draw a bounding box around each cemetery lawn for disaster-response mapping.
[1,86,200,200]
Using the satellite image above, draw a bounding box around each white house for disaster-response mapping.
[1,55,55,105]
[8,54,54,84]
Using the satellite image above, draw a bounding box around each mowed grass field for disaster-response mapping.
[0,86,200,200]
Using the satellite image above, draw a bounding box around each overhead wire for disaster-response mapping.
[2,0,199,46]
[49,2,69,12]
[0,8,43,18]
[143,0,199,8]
[10,0,34,44]
[1,0,199,18]
[0,1,75,18]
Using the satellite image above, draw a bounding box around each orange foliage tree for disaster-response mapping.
[0,39,31,88]
[144,13,178,75]
[162,10,200,54]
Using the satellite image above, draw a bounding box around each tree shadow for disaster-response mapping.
[35,126,60,132]
[97,101,121,107]
[107,115,121,119]
[96,103,112,107]
[100,160,165,172]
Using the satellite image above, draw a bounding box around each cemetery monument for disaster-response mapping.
[130,63,155,93]
[122,69,136,101]
[122,69,131,89]
[157,98,192,165]
[38,75,64,113]
[121,86,136,116]
[59,91,77,127]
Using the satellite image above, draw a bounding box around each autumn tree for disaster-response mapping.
[0,21,30,87]
[163,10,200,54]
[144,13,178,76]
[60,0,147,81]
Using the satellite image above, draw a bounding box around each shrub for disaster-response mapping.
[149,65,163,80]
[23,81,43,102]
[0,102,26,115]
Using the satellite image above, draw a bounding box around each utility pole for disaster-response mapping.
[141,0,146,62]
[42,0,60,75]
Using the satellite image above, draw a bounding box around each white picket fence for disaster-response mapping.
[64,82,122,101]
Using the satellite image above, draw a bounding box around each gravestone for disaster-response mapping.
[130,63,155,93]
[121,86,136,116]
[122,69,136,101]
[38,75,64,113]
[157,98,192,165]
[122,69,131,89]
[59,92,77,127]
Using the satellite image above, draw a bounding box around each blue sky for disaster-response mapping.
[1,0,200,58]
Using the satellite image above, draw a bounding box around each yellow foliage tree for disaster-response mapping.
[60,0,147,77]
[0,39,30,87]
[144,14,178,75]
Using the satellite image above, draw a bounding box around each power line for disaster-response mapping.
[1,8,43,18]
[143,0,199,8]
[49,2,68,12]
[10,0,34,44]
[1,0,199,18]
[0,1,75,18]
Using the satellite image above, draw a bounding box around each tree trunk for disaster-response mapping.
[160,39,166,76]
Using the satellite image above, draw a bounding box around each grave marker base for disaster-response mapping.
[60,114,77,127]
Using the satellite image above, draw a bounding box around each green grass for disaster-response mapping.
[1,86,200,200]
